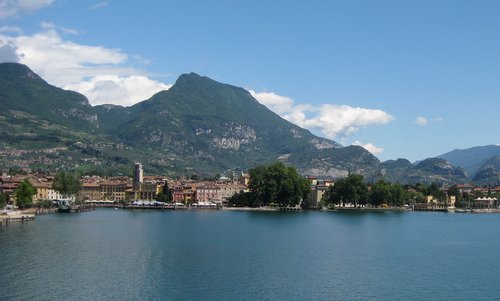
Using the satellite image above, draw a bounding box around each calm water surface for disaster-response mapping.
[1,209,500,300]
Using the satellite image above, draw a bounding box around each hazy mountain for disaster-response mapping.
[438,145,500,176]
[472,155,500,185]
[381,158,468,184]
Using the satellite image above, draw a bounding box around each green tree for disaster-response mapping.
[390,183,406,206]
[414,192,426,203]
[52,172,82,198]
[426,183,446,201]
[0,193,9,209]
[369,180,392,207]
[414,183,427,195]
[36,199,54,209]
[247,162,310,207]
[447,185,462,207]
[228,191,258,207]
[15,179,36,209]
[157,181,173,203]
[323,174,368,208]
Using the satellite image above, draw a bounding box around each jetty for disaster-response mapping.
[1,210,36,225]
[412,204,449,212]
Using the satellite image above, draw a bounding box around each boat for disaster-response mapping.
[57,199,73,213]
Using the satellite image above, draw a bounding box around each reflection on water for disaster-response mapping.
[1,209,500,300]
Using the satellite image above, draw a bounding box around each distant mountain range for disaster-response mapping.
[0,62,498,185]
[437,145,500,185]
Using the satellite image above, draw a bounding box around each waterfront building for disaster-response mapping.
[33,181,51,202]
[172,183,184,203]
[79,182,101,202]
[196,183,222,203]
[308,184,329,208]
[170,181,197,204]
[100,179,132,202]
[133,162,144,190]
[219,183,247,203]
[137,179,162,201]
[0,175,28,205]
[456,184,475,194]
[474,197,497,209]
[239,172,250,186]
[306,176,318,186]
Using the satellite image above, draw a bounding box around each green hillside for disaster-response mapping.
[98,72,343,173]
[0,62,481,184]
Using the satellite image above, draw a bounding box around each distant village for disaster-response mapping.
[1,162,499,211]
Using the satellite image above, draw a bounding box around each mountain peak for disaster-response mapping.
[173,72,232,93]
[175,72,207,85]
[0,62,42,82]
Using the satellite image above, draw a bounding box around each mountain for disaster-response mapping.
[0,63,99,132]
[0,63,145,174]
[382,158,468,184]
[97,72,350,174]
[3,62,491,184]
[1,63,378,177]
[438,145,500,176]
[472,156,500,185]
[287,146,381,178]
[0,63,99,149]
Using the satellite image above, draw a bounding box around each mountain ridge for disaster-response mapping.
[1,62,496,184]
[0,63,365,177]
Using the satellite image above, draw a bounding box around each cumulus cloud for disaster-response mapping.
[250,90,394,139]
[65,75,171,106]
[249,90,294,114]
[416,117,428,126]
[353,141,384,155]
[0,0,54,19]
[0,26,170,106]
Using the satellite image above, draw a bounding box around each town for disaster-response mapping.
[1,162,500,218]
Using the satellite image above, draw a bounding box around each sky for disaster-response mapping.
[1,0,499,162]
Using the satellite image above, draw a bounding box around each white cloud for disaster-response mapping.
[91,2,109,10]
[0,26,170,106]
[0,38,19,62]
[249,90,294,114]
[353,141,384,155]
[0,25,23,35]
[250,90,394,139]
[416,116,428,126]
[0,0,54,19]
[65,75,171,106]
[41,21,79,35]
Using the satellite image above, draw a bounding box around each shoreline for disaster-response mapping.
[0,210,36,225]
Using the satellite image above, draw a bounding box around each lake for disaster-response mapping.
[1,209,500,300]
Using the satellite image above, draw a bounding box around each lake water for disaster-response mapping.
[1,209,500,300]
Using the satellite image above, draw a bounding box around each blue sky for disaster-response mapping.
[1,0,499,162]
